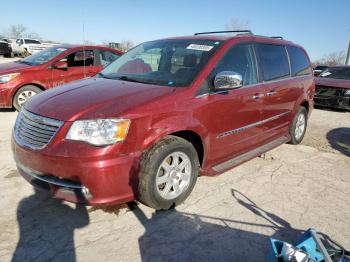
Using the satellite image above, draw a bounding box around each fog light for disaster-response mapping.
[82,186,92,199]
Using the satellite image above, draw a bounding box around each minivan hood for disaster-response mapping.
[0,62,33,75]
[25,77,175,121]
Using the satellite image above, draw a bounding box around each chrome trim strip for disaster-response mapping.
[217,111,290,139]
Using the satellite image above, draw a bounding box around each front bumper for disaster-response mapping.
[12,137,140,206]
[0,84,14,108]
[314,86,350,110]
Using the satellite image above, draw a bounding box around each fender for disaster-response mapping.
[139,114,210,158]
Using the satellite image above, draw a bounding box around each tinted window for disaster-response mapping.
[319,67,350,80]
[24,39,41,44]
[287,46,311,76]
[67,50,94,67]
[257,44,290,81]
[211,44,258,86]
[99,50,120,68]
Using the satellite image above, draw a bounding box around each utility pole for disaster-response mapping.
[346,40,350,65]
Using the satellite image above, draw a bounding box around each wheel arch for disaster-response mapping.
[12,83,46,107]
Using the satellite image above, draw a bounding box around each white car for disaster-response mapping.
[15,38,47,55]
[1,38,26,57]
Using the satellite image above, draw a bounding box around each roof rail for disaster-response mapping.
[270,36,284,39]
[194,30,253,36]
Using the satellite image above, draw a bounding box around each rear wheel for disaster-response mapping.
[13,85,42,111]
[288,107,308,145]
[138,136,199,210]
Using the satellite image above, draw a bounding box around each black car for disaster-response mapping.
[314,66,350,111]
[0,40,12,57]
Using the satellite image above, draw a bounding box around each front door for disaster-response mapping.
[204,43,266,165]
[50,49,102,88]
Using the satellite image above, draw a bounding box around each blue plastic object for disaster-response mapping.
[267,228,332,262]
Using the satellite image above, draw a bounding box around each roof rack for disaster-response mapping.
[270,36,284,39]
[194,30,253,36]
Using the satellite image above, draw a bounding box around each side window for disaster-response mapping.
[211,44,258,86]
[99,50,120,68]
[256,44,290,81]
[67,50,94,67]
[286,46,311,76]
[20,39,24,45]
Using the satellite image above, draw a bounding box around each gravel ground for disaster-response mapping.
[0,54,349,261]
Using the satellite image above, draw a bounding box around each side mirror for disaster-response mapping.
[53,61,68,70]
[214,71,243,90]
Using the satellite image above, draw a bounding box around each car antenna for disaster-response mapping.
[82,9,86,78]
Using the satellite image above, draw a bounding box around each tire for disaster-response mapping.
[13,85,42,111]
[288,107,308,145]
[138,135,200,210]
[5,52,14,58]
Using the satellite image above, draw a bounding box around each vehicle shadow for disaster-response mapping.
[131,189,303,262]
[326,127,350,157]
[12,189,89,262]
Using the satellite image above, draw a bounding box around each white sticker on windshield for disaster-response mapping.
[56,48,68,52]
[320,72,331,77]
[186,44,213,51]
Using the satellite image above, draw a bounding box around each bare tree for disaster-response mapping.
[313,51,346,66]
[8,24,27,38]
[119,40,134,52]
[226,19,251,31]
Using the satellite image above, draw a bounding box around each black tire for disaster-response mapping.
[5,52,14,58]
[288,107,308,145]
[13,85,42,111]
[138,135,200,210]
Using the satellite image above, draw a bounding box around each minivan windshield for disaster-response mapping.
[100,39,222,87]
[319,67,350,80]
[16,46,70,66]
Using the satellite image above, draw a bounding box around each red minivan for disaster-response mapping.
[12,31,315,210]
[0,45,122,110]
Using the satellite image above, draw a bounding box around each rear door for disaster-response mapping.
[255,43,294,140]
[203,43,266,165]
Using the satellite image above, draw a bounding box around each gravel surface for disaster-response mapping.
[0,54,349,261]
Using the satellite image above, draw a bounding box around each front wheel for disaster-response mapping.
[288,107,308,145]
[13,85,42,111]
[138,136,200,210]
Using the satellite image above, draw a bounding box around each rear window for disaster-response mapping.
[24,39,41,44]
[256,44,290,81]
[287,46,311,76]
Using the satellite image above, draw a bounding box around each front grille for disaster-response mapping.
[13,109,63,150]
[315,85,346,97]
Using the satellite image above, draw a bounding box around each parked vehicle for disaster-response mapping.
[0,44,122,110]
[313,65,328,77]
[0,40,12,57]
[15,38,59,56]
[314,66,350,110]
[1,38,26,57]
[12,31,315,210]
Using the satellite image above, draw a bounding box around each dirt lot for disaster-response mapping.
[0,55,349,261]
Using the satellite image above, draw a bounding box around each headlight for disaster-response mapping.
[66,119,131,146]
[0,73,20,84]
[345,90,350,96]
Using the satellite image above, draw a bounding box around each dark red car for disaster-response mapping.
[0,45,122,110]
[314,66,350,110]
[12,31,315,210]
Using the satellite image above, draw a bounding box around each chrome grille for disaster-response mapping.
[13,109,63,150]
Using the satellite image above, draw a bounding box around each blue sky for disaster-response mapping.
[1,0,349,61]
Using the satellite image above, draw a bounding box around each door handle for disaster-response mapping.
[252,93,264,100]
[266,90,276,96]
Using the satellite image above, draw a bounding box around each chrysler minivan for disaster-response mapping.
[12,31,315,210]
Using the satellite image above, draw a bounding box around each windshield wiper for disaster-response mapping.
[114,75,151,84]
[16,60,33,65]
